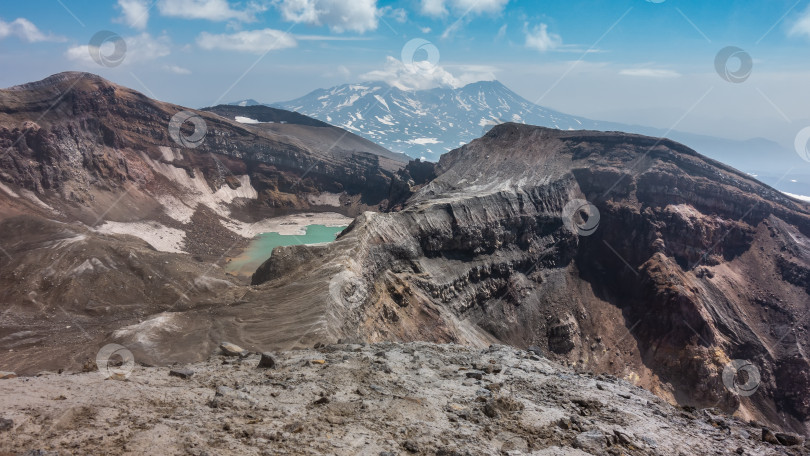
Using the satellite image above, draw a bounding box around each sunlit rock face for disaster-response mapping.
[255,124,810,435]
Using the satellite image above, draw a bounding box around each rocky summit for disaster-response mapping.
[0,342,807,455]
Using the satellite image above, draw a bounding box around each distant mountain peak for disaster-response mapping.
[273,79,586,158]
[271,79,802,191]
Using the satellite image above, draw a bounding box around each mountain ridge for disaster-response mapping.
[267,79,808,195]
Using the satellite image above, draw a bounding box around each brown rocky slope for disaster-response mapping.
[0,342,807,455]
[0,72,421,375]
[250,124,810,436]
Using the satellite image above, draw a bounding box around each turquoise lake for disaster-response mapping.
[226,224,346,276]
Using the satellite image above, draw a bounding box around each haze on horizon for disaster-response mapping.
[2,0,810,152]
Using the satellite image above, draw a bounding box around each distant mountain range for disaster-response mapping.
[272,80,596,158]
[232,80,810,195]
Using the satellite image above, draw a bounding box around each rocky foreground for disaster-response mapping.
[0,343,806,456]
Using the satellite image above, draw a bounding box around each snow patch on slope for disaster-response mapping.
[141,154,258,220]
[235,116,260,124]
[96,221,186,253]
[0,182,20,198]
[783,191,810,203]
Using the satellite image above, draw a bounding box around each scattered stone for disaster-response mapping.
[257,353,276,369]
[0,341,794,455]
[0,418,13,431]
[613,429,635,447]
[0,371,16,379]
[500,434,529,453]
[527,345,543,356]
[403,439,419,453]
[81,359,96,373]
[465,370,484,380]
[573,430,605,453]
[483,395,524,418]
[169,368,194,379]
[472,361,502,374]
[210,385,258,407]
[215,386,235,397]
[572,398,603,416]
[220,342,248,358]
[639,435,658,448]
[762,428,780,445]
[775,432,803,446]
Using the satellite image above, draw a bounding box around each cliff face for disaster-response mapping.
[253,124,810,435]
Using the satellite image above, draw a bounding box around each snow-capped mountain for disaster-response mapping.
[268,80,809,196]
[273,80,607,159]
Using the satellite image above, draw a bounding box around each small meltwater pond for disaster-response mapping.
[225,224,347,276]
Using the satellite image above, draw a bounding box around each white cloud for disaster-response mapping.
[420,0,447,17]
[65,33,170,66]
[382,6,408,23]
[619,68,681,78]
[116,0,150,30]
[496,24,507,40]
[165,64,191,74]
[197,29,297,54]
[360,56,495,91]
[420,0,509,17]
[157,0,265,22]
[524,23,561,52]
[789,5,810,38]
[0,17,64,42]
[275,0,379,33]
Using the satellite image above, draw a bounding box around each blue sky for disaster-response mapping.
[2,0,810,147]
